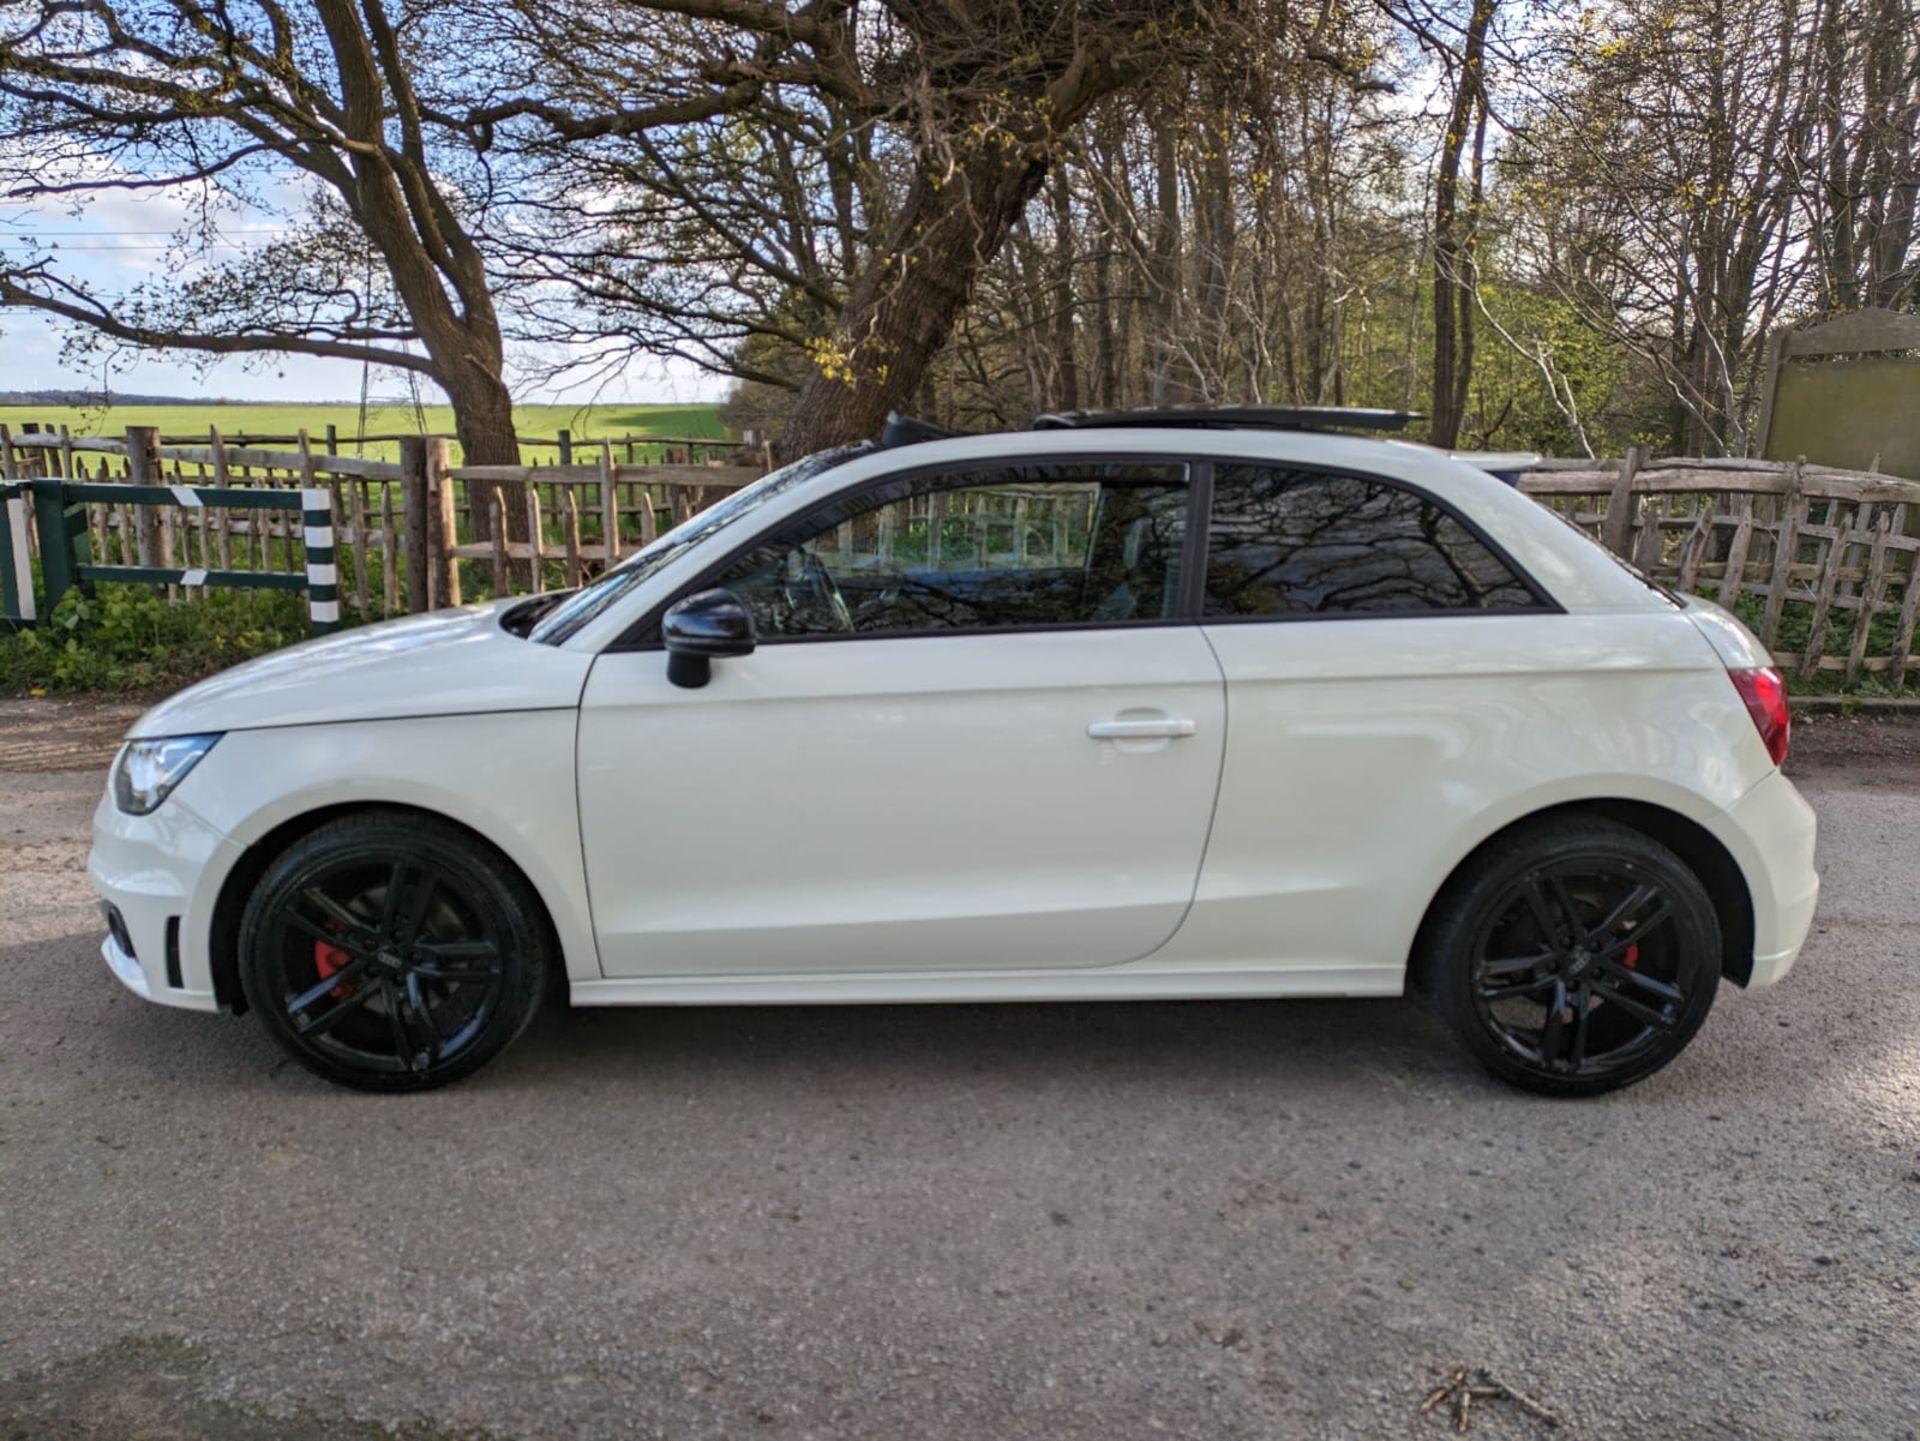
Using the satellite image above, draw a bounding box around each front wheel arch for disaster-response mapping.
[209,803,565,1015]
[1408,798,1756,995]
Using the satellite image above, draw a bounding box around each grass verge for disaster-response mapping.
[0,400,724,464]
[2,585,312,695]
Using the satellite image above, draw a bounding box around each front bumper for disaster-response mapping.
[1720,768,1820,988]
[88,784,247,1013]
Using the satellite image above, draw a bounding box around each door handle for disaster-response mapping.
[1087,717,1197,740]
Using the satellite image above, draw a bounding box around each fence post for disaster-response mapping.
[491,491,508,594]
[125,426,164,575]
[302,488,339,636]
[598,441,621,563]
[557,428,573,466]
[427,438,460,607]
[1601,445,1642,557]
[563,490,583,587]
[1760,457,1808,649]
[324,424,339,456]
[2,481,36,625]
[525,487,544,592]
[399,435,431,614]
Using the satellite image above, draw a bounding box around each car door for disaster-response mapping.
[576,457,1226,978]
[1176,459,1568,977]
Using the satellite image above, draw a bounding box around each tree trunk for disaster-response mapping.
[1429,0,1495,449]
[1852,0,1918,310]
[1148,110,1186,407]
[1817,0,1861,313]
[1049,171,1081,414]
[1091,232,1117,410]
[309,0,525,535]
[775,146,1051,460]
[1194,106,1236,401]
[439,358,526,541]
[1096,110,1131,409]
[1454,99,1487,441]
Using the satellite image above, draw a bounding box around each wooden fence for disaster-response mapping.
[8,419,1920,689]
[0,418,755,468]
[0,423,760,622]
[444,441,759,601]
[1518,450,1920,684]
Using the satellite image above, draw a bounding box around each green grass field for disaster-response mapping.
[0,400,727,463]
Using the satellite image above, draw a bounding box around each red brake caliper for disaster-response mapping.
[314,940,355,998]
[1622,941,1640,970]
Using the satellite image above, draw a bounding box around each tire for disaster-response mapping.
[1423,817,1721,1097]
[238,811,551,1093]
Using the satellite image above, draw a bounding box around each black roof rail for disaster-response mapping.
[1031,405,1421,433]
[878,412,955,448]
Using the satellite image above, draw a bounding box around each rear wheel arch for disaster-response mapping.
[1409,798,1757,993]
[209,802,566,1015]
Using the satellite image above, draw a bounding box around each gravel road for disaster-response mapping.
[1,704,1915,1441]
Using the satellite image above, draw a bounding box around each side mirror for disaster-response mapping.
[662,588,757,689]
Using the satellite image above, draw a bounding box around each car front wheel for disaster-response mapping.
[1425,818,1721,1097]
[238,812,550,1093]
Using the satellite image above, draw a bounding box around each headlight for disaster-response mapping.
[113,734,222,816]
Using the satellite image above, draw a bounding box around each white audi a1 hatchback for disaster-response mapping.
[90,408,1818,1095]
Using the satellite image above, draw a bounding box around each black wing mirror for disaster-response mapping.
[662,588,757,688]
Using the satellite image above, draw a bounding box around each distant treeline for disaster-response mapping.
[0,391,344,408]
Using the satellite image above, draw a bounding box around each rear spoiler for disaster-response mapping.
[1449,451,1542,485]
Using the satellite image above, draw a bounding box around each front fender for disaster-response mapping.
[177,710,599,984]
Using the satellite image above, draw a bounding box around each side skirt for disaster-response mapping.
[568,965,1406,1007]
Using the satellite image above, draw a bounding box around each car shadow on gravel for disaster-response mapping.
[45,925,1471,1099]
[500,991,1472,1095]
[32,928,1868,1109]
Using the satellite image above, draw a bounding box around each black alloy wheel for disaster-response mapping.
[239,812,550,1092]
[1425,818,1720,1096]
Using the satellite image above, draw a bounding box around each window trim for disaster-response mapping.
[1177,458,1217,619]
[608,450,1208,650]
[605,449,1562,651]
[1195,459,1563,624]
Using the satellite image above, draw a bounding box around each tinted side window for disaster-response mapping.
[712,463,1188,638]
[1203,464,1537,617]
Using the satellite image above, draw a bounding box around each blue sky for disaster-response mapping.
[0,198,725,405]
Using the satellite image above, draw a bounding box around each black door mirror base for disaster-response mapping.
[666,650,714,689]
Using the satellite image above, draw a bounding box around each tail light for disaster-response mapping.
[1729,666,1790,766]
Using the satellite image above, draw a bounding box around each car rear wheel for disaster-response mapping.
[238,812,550,1093]
[1424,818,1721,1097]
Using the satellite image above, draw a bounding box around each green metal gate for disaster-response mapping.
[0,479,337,637]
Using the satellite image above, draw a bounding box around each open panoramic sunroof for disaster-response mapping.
[876,406,1422,448]
[1031,405,1421,433]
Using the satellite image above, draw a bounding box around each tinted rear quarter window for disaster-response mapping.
[1204,464,1539,617]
